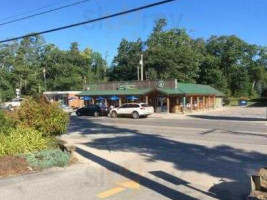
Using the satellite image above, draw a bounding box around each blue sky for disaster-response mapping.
[0,0,266,64]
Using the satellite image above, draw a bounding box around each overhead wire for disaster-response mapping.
[0,0,71,22]
[0,0,177,44]
[0,0,92,27]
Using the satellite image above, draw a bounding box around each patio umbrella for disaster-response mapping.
[126,96,138,101]
[109,96,120,101]
[96,96,105,101]
[84,96,92,101]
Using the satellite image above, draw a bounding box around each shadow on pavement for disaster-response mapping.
[248,100,267,107]
[67,116,140,135]
[198,129,267,138]
[150,171,218,198]
[188,115,266,122]
[70,117,267,200]
[76,147,198,200]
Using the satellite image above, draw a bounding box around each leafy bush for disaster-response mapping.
[0,127,48,157]
[0,110,15,133]
[11,97,69,136]
[23,149,70,169]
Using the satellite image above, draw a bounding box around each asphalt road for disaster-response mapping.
[1,107,267,200]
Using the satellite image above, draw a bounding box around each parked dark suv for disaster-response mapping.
[76,105,109,117]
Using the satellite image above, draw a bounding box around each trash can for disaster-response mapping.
[238,99,248,106]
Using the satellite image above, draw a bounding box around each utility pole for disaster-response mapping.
[140,54,144,81]
[43,68,47,91]
[137,67,140,81]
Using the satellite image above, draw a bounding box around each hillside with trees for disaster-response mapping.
[0,19,267,101]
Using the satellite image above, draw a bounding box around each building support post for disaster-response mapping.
[145,95,148,104]
[166,97,170,113]
[119,97,122,107]
[197,96,199,111]
[190,96,193,112]
[182,96,186,114]
[208,96,211,109]
[203,96,206,110]
[105,98,108,107]
[92,98,95,105]
[213,96,216,109]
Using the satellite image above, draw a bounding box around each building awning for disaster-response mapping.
[77,89,152,96]
[177,83,225,97]
[157,88,185,95]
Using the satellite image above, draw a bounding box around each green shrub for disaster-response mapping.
[0,111,15,133]
[0,127,48,157]
[11,97,69,136]
[23,149,71,169]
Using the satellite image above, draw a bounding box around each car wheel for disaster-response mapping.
[111,111,117,118]
[132,111,139,119]
[94,111,100,117]
[76,111,81,116]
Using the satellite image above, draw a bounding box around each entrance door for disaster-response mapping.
[155,96,167,113]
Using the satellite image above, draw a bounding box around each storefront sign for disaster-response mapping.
[157,81,165,88]
[118,84,136,90]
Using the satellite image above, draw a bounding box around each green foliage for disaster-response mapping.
[23,149,70,169]
[11,97,69,136]
[108,38,143,81]
[110,19,267,98]
[0,111,15,133]
[146,24,201,82]
[0,36,108,100]
[1,19,267,99]
[0,127,48,157]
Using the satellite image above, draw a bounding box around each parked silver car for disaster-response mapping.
[60,105,74,115]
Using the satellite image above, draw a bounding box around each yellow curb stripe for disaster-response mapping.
[96,187,126,199]
[116,181,140,189]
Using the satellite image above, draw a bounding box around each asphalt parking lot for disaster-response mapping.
[62,106,267,200]
[1,106,267,200]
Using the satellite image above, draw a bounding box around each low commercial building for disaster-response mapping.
[77,79,225,113]
[43,91,84,108]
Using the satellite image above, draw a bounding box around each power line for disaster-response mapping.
[0,0,177,44]
[0,0,71,22]
[0,0,92,27]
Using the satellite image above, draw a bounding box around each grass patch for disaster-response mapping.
[0,127,49,157]
[226,97,267,107]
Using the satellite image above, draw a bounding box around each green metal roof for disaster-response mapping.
[157,88,184,95]
[177,83,225,96]
[77,89,152,96]
[77,83,225,97]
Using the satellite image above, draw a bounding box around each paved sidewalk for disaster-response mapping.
[150,106,266,121]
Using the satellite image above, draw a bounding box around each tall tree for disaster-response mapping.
[108,38,143,81]
[145,19,201,82]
